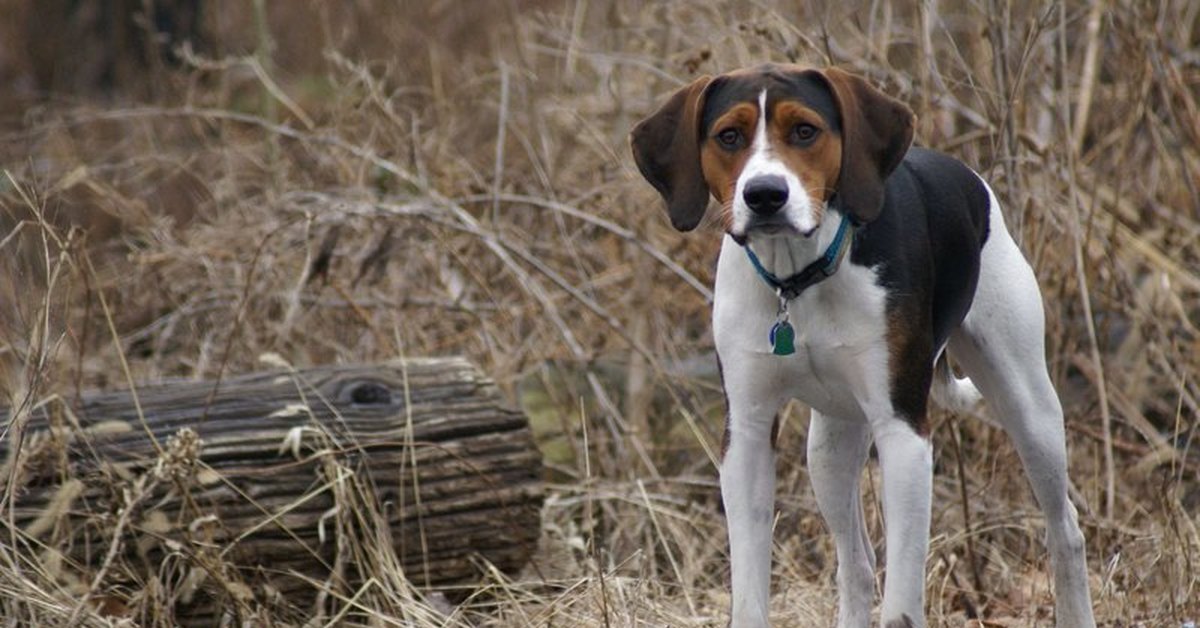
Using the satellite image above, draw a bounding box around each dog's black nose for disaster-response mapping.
[743,175,788,215]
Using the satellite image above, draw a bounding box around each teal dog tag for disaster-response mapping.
[769,321,795,356]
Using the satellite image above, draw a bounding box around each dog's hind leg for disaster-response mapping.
[808,411,875,628]
[947,186,1096,628]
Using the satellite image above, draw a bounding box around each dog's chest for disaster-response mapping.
[713,242,890,419]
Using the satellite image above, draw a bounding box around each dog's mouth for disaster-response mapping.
[732,219,819,244]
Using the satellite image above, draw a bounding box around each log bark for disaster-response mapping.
[0,358,543,623]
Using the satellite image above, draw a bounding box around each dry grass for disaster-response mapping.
[0,0,1198,625]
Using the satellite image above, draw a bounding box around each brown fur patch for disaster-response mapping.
[886,304,934,435]
[768,100,842,211]
[700,103,758,230]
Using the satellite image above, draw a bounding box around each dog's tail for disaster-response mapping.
[930,354,983,413]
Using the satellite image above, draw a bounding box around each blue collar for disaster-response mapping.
[742,214,854,300]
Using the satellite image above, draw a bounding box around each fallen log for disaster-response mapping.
[1,358,544,623]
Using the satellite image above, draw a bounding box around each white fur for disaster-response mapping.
[947,183,1095,626]
[716,150,1096,626]
[930,358,984,414]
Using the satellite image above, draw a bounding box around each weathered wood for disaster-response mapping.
[0,358,543,622]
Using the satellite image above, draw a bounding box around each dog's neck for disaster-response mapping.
[743,209,849,280]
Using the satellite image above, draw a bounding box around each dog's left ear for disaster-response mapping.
[817,68,915,224]
[630,76,713,232]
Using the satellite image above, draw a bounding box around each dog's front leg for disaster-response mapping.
[720,373,785,628]
[871,415,933,628]
[808,411,875,627]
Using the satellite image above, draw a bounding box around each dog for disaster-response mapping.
[629,64,1096,628]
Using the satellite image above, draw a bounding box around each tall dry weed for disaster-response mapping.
[0,0,1197,625]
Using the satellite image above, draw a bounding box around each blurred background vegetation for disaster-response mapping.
[0,0,1198,625]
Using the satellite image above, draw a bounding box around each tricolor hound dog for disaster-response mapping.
[630,64,1096,628]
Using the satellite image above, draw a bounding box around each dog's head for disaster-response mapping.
[630,64,914,241]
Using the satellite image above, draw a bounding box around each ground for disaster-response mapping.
[0,1,1197,625]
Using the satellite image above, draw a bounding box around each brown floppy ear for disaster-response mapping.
[629,76,713,231]
[818,68,915,224]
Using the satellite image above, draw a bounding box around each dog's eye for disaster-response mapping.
[716,128,742,149]
[791,123,819,144]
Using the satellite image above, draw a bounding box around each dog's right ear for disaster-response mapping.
[629,76,713,232]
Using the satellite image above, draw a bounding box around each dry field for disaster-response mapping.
[1,0,1198,625]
